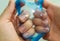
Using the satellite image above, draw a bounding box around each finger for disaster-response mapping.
[42,19,49,26]
[18,11,30,23]
[33,18,42,26]
[34,9,47,20]
[13,16,20,34]
[1,0,15,19]
[33,18,49,26]
[35,26,49,33]
[22,28,35,39]
[18,19,33,34]
[43,0,53,9]
[10,9,17,22]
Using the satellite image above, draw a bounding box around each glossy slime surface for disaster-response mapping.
[15,0,48,41]
[15,0,25,15]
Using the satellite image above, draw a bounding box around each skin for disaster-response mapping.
[0,0,35,41]
[0,0,60,41]
[34,0,60,41]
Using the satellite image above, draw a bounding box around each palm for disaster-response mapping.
[44,4,60,41]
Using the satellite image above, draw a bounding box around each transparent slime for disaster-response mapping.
[15,0,49,41]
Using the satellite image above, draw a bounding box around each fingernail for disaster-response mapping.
[23,28,35,39]
[19,11,30,22]
[42,26,50,33]
[23,31,34,39]
[19,20,33,33]
[35,26,49,33]
[44,27,50,33]
[39,10,47,20]
[19,25,26,33]
[42,19,48,26]
[23,33,31,39]
[34,9,47,20]
[19,14,29,22]
[34,9,41,18]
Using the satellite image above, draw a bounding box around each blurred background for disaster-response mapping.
[0,0,60,41]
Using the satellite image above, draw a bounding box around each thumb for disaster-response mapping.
[1,0,15,19]
[43,0,56,20]
[43,0,53,9]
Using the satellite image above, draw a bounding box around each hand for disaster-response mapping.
[34,0,60,41]
[0,0,35,41]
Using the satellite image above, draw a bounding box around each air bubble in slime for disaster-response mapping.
[15,0,49,41]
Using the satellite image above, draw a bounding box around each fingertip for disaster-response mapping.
[43,0,52,9]
[18,19,33,34]
[34,9,47,20]
[35,26,49,33]
[33,18,42,26]
[18,11,30,22]
[22,28,35,39]
[34,9,41,18]
[1,0,15,19]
